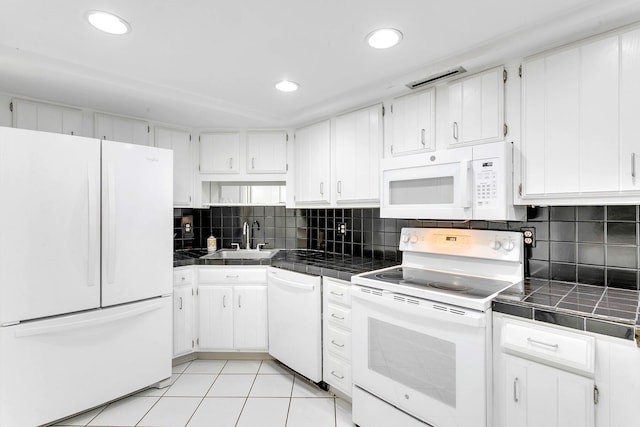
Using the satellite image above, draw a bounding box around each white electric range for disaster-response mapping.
[351,227,524,427]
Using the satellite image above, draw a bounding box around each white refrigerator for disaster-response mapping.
[0,127,173,427]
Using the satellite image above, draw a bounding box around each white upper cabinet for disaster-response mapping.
[199,132,240,174]
[155,126,192,206]
[246,131,287,174]
[620,28,640,192]
[449,66,505,146]
[388,89,435,156]
[520,27,640,204]
[95,113,149,146]
[293,120,331,205]
[12,98,83,136]
[333,105,382,203]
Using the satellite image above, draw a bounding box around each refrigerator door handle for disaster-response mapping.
[14,300,165,338]
[106,165,117,284]
[87,166,97,287]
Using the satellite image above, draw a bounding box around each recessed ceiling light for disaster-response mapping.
[366,28,403,49]
[86,11,131,35]
[275,80,299,92]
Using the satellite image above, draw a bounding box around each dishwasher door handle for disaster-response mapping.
[269,274,315,291]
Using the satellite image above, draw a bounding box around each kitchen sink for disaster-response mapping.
[200,249,280,260]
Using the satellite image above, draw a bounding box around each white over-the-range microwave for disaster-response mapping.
[380,141,524,220]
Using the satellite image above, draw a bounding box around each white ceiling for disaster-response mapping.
[2,0,640,129]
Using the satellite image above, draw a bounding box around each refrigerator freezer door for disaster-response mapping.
[0,127,101,325]
[0,297,172,427]
[101,140,173,306]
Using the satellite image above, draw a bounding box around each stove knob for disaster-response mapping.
[410,235,418,244]
[402,234,410,243]
[502,239,515,251]
[489,239,501,250]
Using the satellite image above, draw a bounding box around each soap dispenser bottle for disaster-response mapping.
[207,235,217,253]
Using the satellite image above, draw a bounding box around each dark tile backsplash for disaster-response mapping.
[174,204,640,291]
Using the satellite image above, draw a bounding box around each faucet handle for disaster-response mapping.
[231,243,241,251]
[256,243,267,251]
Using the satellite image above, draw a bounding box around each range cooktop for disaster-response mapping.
[359,266,515,300]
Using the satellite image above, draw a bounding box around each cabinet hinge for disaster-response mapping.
[519,64,522,78]
[503,69,507,83]
[9,101,13,113]
[503,123,508,137]
[382,106,385,116]
[594,385,599,404]
[518,183,522,196]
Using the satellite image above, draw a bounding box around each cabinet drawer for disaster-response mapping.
[325,279,351,306]
[501,319,595,375]
[173,268,193,286]
[199,267,267,284]
[324,353,351,396]
[326,304,351,330]
[326,325,351,360]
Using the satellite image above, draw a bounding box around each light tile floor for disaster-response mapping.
[53,359,353,427]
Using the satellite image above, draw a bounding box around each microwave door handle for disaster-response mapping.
[459,160,472,208]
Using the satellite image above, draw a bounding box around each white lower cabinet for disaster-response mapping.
[173,267,195,357]
[491,313,638,427]
[503,354,595,427]
[197,266,268,352]
[322,277,352,396]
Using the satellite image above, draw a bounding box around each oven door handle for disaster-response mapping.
[351,285,486,328]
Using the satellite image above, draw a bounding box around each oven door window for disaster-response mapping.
[369,318,456,407]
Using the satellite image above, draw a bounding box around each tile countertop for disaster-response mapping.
[173,248,397,282]
[494,278,640,343]
[175,250,640,343]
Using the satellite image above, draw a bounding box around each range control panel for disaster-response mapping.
[399,227,523,262]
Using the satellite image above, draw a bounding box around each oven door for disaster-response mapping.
[351,285,490,427]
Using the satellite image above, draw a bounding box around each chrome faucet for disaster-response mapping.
[243,221,250,249]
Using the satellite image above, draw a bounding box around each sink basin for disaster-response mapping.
[201,249,280,260]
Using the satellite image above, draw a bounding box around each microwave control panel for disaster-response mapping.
[475,161,498,207]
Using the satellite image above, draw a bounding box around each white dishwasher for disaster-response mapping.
[267,267,322,382]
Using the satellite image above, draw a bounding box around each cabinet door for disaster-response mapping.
[390,89,434,155]
[449,66,504,146]
[12,98,83,136]
[334,105,381,203]
[95,113,149,146]
[294,121,331,204]
[246,131,287,173]
[199,132,240,174]
[234,286,268,350]
[173,286,194,357]
[620,28,640,192]
[579,36,619,192]
[155,127,192,206]
[521,33,628,201]
[505,355,594,427]
[198,286,233,350]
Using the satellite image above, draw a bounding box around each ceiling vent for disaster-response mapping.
[406,66,467,89]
